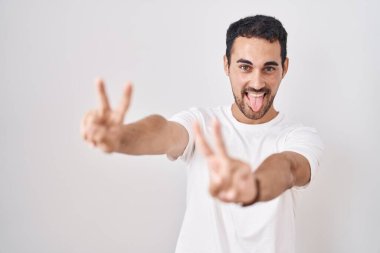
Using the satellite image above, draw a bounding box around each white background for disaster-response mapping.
[1,0,379,252]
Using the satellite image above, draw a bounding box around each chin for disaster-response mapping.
[233,92,275,121]
[243,107,267,120]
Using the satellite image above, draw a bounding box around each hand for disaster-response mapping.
[193,119,258,205]
[80,78,133,153]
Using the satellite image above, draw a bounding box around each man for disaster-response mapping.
[81,15,323,253]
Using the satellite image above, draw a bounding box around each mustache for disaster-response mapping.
[242,87,271,94]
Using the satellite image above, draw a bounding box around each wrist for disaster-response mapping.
[242,176,260,207]
[115,125,128,153]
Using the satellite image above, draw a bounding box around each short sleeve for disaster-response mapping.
[166,108,200,163]
[280,126,324,189]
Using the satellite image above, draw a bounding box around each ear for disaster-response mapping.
[223,55,229,76]
[282,57,289,78]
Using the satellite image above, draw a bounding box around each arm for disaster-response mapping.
[81,79,188,158]
[253,151,311,202]
[116,115,188,158]
[193,119,311,206]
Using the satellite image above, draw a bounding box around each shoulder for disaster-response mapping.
[271,114,324,151]
[275,114,316,136]
[276,115,324,158]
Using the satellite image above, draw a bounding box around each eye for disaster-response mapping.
[239,65,252,72]
[264,66,276,73]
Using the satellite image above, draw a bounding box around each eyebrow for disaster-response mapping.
[236,58,279,67]
[236,59,253,65]
[264,61,279,66]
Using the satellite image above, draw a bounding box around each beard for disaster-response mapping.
[232,86,275,120]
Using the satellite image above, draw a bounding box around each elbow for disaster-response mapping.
[281,151,310,188]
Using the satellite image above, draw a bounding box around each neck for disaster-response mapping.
[231,103,279,124]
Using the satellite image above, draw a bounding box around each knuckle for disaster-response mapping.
[228,190,237,200]
[209,185,219,197]
[220,171,230,184]
[218,191,230,202]
[210,175,223,189]
[222,159,231,169]
[232,190,240,200]
[100,144,112,153]
[81,131,87,140]
[94,131,106,143]
[96,131,106,141]
[210,171,222,183]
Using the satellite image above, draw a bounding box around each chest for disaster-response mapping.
[219,127,282,169]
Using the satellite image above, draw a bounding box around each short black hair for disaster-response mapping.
[226,15,287,66]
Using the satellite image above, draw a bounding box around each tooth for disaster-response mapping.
[247,92,265,98]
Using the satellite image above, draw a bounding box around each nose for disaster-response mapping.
[248,70,265,90]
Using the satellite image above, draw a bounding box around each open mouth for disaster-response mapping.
[245,91,266,112]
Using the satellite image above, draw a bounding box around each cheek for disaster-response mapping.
[264,74,282,90]
[231,80,246,95]
[230,72,248,88]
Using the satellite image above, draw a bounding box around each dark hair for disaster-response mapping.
[226,15,287,66]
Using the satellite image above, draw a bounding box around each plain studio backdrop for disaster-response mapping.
[1,0,379,252]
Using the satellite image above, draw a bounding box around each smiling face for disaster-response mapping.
[224,37,289,124]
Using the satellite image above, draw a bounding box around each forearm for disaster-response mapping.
[116,114,172,155]
[253,152,296,202]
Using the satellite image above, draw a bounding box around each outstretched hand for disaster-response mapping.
[193,120,258,205]
[80,78,133,153]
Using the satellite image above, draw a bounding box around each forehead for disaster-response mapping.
[231,37,281,63]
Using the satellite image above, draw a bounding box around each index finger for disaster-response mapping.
[193,121,214,157]
[96,78,111,115]
[212,118,228,157]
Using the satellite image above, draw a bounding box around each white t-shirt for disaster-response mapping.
[169,105,324,253]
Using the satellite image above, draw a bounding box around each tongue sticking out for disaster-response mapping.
[247,93,264,112]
